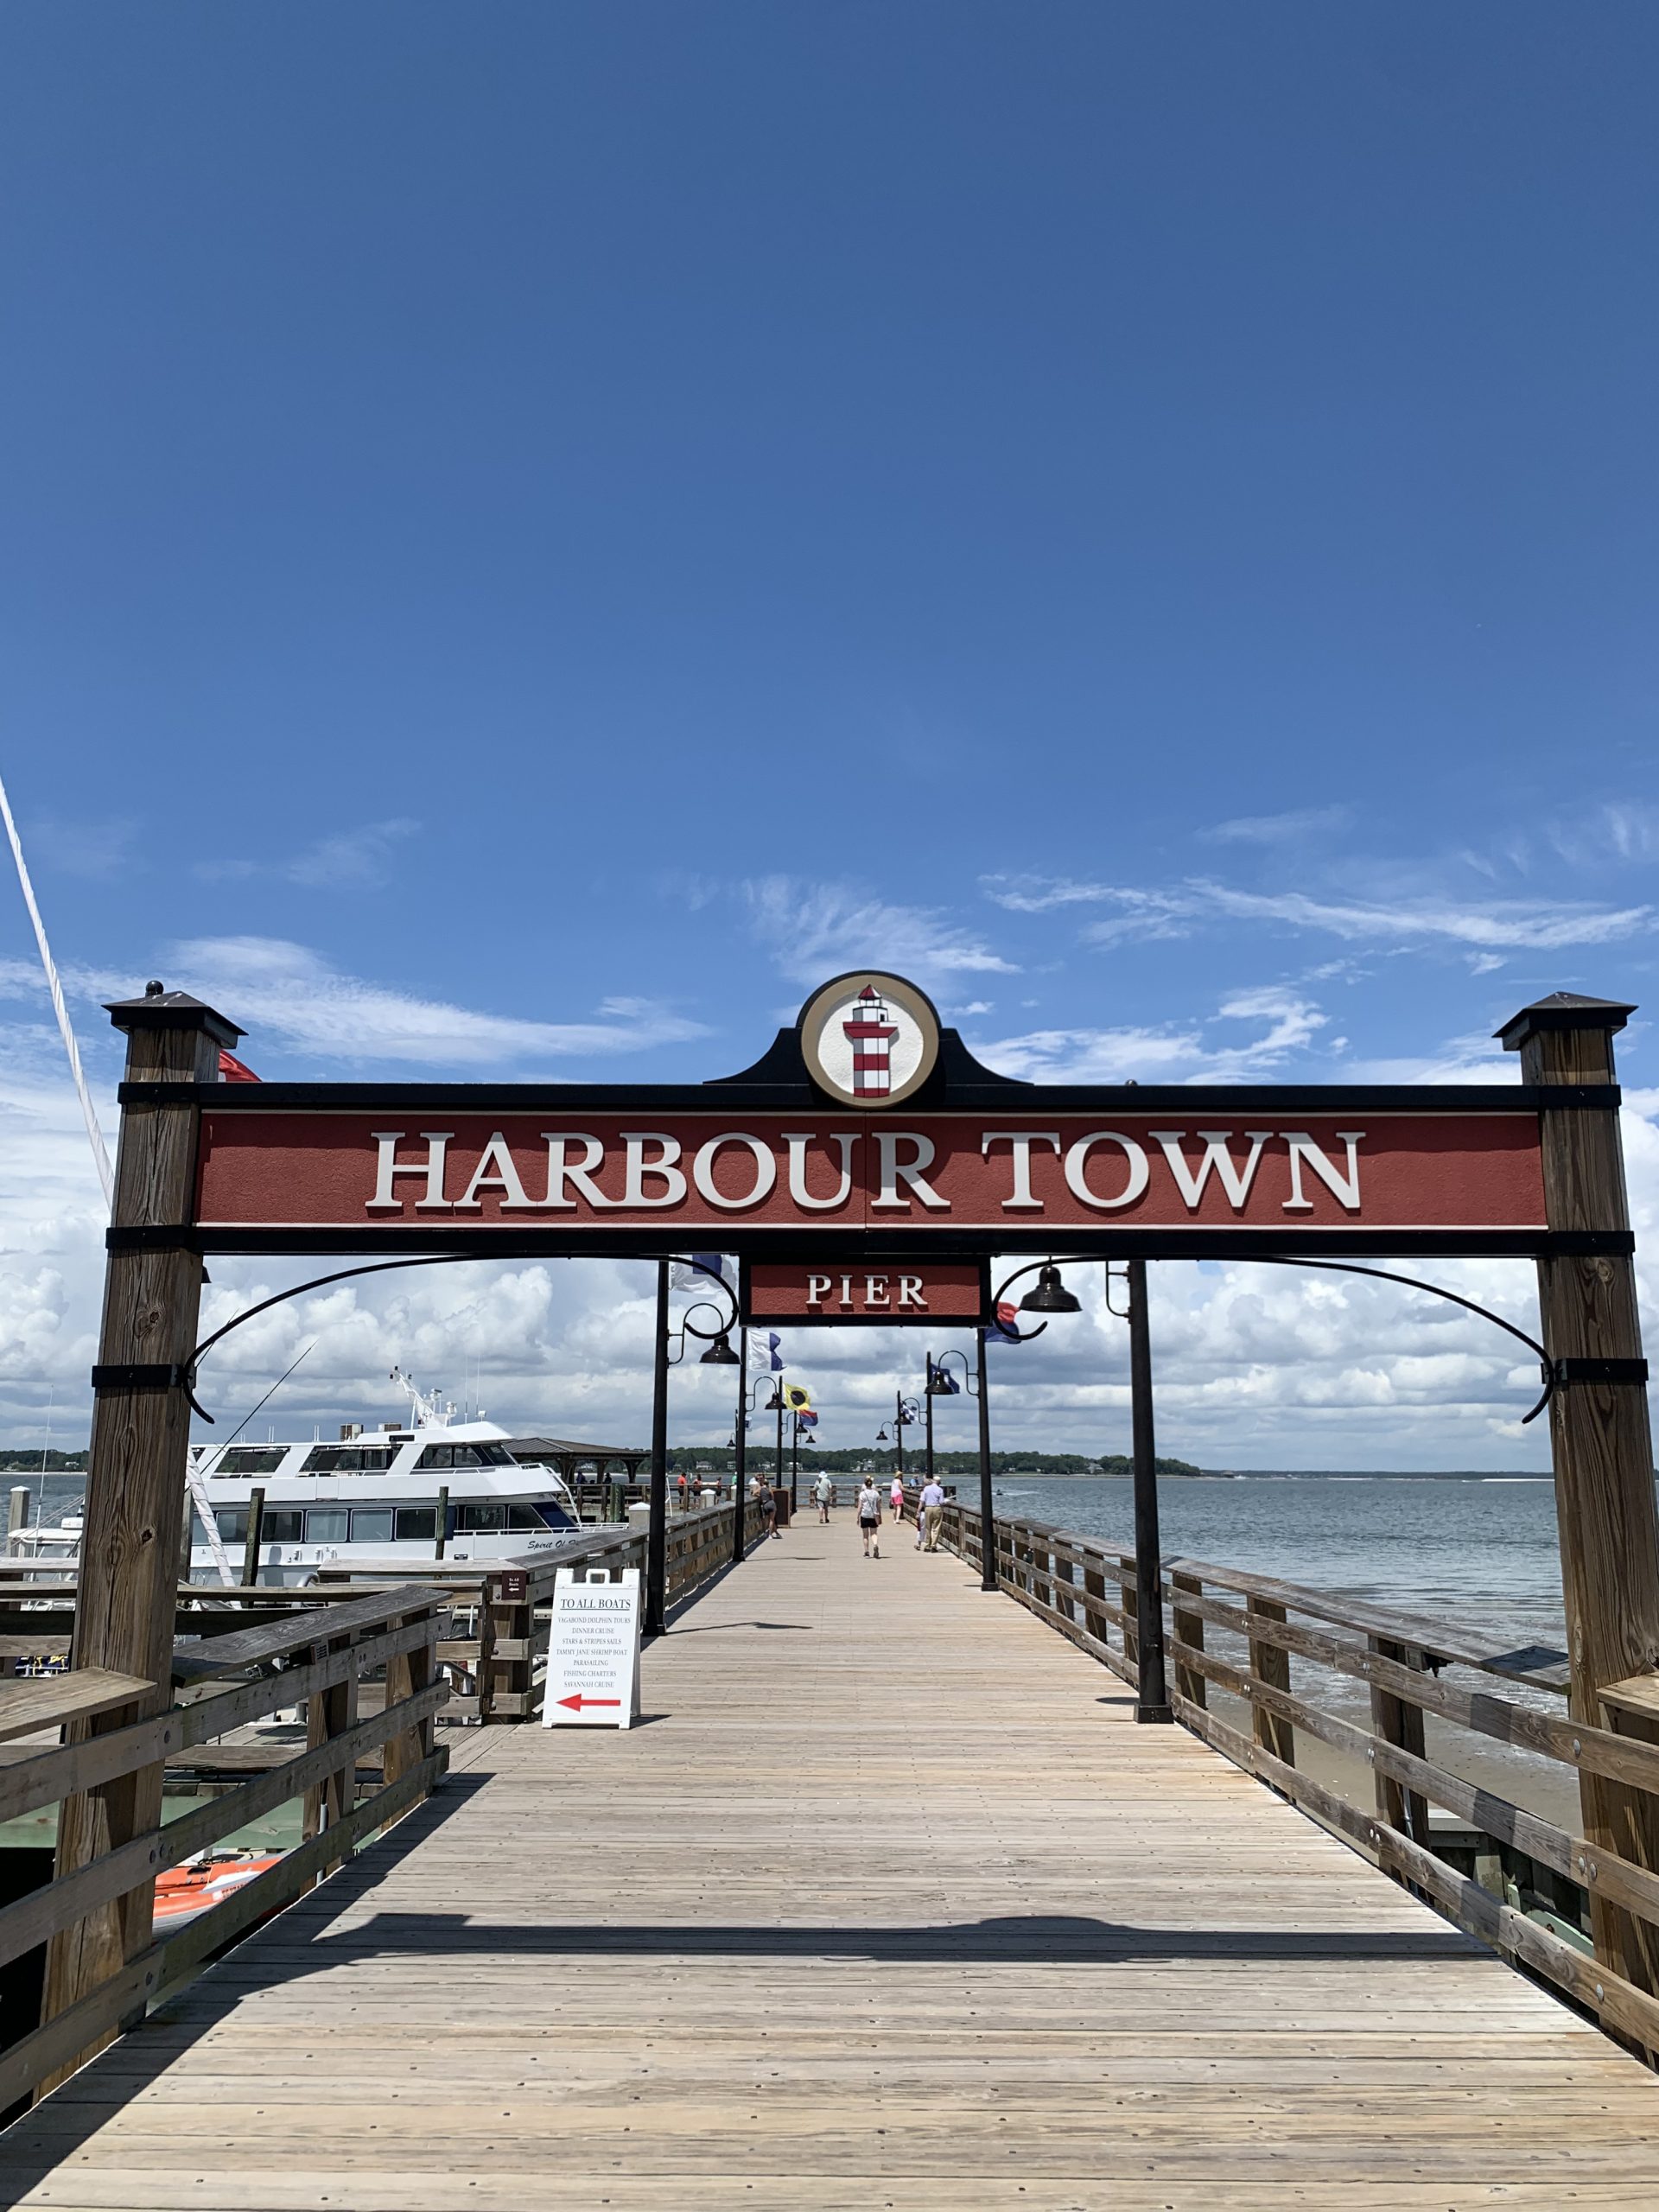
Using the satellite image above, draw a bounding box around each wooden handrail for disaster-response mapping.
[925,1498,1659,2066]
[7,1585,454,2113]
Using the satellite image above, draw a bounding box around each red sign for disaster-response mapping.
[194,1110,1545,1235]
[747,1261,985,1325]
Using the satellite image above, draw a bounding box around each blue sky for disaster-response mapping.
[3,4,1658,1466]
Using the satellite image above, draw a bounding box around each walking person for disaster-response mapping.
[855,1477,882,1558]
[814,1471,833,1524]
[889,1473,905,1526]
[918,1473,946,1553]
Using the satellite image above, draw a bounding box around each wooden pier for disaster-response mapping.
[5,1521,1658,2209]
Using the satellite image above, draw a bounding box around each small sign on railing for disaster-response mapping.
[543,1566,642,1729]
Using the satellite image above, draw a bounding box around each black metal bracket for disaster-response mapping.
[1549,1357,1649,1388]
[91,1363,188,1392]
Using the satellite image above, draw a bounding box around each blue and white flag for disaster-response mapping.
[671,1253,732,1294]
[930,1362,961,1394]
[748,1330,784,1373]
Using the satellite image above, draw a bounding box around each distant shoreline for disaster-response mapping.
[997,1467,1558,1481]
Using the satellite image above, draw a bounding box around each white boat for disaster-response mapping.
[10,1374,591,1587]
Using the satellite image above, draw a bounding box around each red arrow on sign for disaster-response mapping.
[556,1694,621,1712]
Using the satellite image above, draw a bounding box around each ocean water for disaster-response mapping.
[978,1471,1595,1821]
[982,1472,1571,1655]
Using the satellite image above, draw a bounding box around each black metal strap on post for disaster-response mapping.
[1549,1357,1650,1388]
[90,1363,188,1392]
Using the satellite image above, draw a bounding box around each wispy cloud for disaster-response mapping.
[2,937,710,1072]
[745,876,1018,984]
[1200,804,1353,846]
[983,873,1654,952]
[197,818,420,889]
[972,984,1326,1084]
[103,938,711,1068]
[26,815,142,880]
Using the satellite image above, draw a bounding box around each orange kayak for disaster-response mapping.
[153,1853,283,1929]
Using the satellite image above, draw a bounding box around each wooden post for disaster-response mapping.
[302,1625,359,1877]
[8,1484,29,1548]
[1370,1636,1429,1845]
[1247,1597,1294,1767]
[43,984,239,2058]
[382,1608,437,1797]
[1501,992,1659,2002]
[241,1486,265,1589]
[434,1483,448,1560]
[1171,1570,1206,1711]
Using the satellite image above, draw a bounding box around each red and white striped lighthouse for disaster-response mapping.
[842,983,899,1097]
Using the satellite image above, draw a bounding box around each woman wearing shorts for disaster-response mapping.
[856,1479,882,1558]
[889,1474,905,1525]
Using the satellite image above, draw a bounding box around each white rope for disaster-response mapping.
[0,770,114,1211]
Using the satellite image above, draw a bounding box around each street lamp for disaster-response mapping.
[645,1260,739,1638]
[994,1255,1171,1726]
[927,1345,995,1592]
[878,1391,920,1480]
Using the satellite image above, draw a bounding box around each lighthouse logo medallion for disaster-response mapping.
[798,971,941,1109]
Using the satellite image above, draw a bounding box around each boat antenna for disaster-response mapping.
[212,1342,317,1455]
[0,769,114,1211]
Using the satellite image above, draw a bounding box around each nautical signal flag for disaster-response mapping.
[782,1382,812,1411]
[931,1362,961,1393]
[796,1408,819,1427]
[749,1331,785,1373]
[985,1300,1024,1346]
[671,1253,732,1294]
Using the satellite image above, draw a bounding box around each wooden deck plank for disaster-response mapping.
[4,1523,1659,2207]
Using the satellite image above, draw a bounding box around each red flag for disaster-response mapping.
[218,1050,260,1083]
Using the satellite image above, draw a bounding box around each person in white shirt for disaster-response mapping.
[855,1480,882,1558]
[918,1478,946,1553]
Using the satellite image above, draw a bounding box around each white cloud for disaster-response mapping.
[984,873,1653,953]
[972,984,1325,1084]
[744,877,1018,985]
[1201,804,1354,846]
[161,938,709,1067]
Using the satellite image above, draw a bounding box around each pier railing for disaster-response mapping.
[316,1497,766,1720]
[924,1495,1659,2059]
[0,1581,451,2113]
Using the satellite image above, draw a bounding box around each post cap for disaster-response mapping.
[105,983,245,1048]
[1496,992,1637,1052]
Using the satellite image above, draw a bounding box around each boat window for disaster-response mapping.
[481,1444,515,1466]
[505,1504,550,1531]
[415,1445,454,1470]
[263,1510,304,1541]
[454,1502,505,1533]
[394,1507,438,1541]
[350,1509,394,1542]
[214,1510,249,1542]
[213,1446,287,1477]
[305,1509,350,1543]
[301,1445,397,1474]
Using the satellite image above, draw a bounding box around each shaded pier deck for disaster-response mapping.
[6,1522,1659,2209]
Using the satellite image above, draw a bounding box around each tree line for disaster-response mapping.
[663,1445,1204,1478]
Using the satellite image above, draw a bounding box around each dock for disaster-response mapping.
[5,1518,1658,2208]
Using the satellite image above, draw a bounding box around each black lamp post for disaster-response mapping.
[645,1264,740,1638]
[929,1344,993,1591]
[997,1255,1171,1725]
[877,1392,919,1480]
[734,1368,785,1561]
